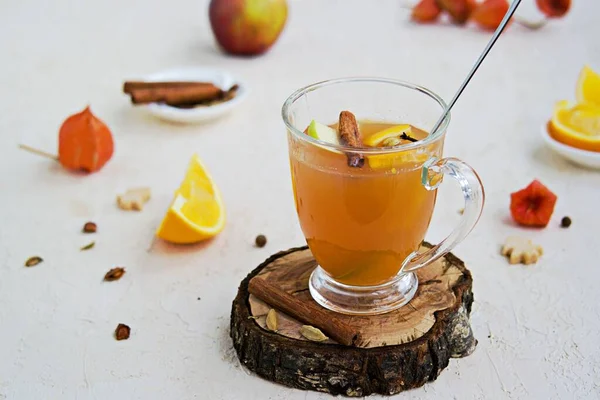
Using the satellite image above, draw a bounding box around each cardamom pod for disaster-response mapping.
[382,137,401,147]
[266,309,278,332]
[24,256,43,267]
[80,241,95,251]
[104,267,125,282]
[300,325,328,342]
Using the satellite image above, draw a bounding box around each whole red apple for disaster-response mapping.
[209,0,288,56]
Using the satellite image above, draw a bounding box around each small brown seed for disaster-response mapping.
[266,309,278,332]
[115,323,131,340]
[104,267,125,281]
[24,256,43,267]
[255,234,267,248]
[561,216,572,228]
[83,222,97,233]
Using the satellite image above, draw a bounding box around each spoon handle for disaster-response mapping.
[430,0,523,135]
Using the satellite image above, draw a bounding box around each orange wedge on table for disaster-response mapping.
[549,100,600,152]
[156,154,225,244]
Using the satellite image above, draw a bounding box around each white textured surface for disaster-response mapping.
[1,0,599,399]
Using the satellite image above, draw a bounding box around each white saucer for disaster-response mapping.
[132,67,248,124]
[541,124,600,169]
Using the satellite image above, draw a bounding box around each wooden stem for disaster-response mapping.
[18,144,58,161]
[248,277,362,346]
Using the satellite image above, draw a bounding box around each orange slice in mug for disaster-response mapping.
[365,125,430,169]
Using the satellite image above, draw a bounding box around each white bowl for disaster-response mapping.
[132,67,248,124]
[541,124,600,169]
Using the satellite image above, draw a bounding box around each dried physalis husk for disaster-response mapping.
[104,267,126,281]
[300,325,328,342]
[80,241,95,251]
[24,256,43,267]
[266,309,278,332]
[115,323,131,341]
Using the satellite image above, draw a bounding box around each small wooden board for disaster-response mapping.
[230,244,476,397]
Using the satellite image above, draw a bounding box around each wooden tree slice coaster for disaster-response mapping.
[230,243,476,397]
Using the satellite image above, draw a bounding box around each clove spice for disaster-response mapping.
[400,132,419,143]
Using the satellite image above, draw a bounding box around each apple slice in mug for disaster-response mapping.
[306,120,340,145]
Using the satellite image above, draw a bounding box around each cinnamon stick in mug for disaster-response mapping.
[338,111,365,167]
[248,276,362,347]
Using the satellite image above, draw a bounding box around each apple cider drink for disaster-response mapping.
[290,111,443,287]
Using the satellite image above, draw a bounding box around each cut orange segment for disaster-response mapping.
[368,151,431,170]
[549,100,600,152]
[156,154,225,244]
[363,124,412,147]
[365,124,430,169]
[575,65,600,107]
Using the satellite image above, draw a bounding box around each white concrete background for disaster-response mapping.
[1,0,599,399]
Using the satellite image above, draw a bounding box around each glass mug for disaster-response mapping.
[282,78,484,315]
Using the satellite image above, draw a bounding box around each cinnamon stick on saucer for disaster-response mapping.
[123,81,216,93]
[168,85,239,108]
[338,111,364,168]
[122,80,239,107]
[127,84,223,105]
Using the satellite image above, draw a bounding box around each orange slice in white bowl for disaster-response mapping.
[549,100,600,152]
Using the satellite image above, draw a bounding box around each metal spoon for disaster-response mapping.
[430,0,523,135]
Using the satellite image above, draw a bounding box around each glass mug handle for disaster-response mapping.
[400,157,485,273]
